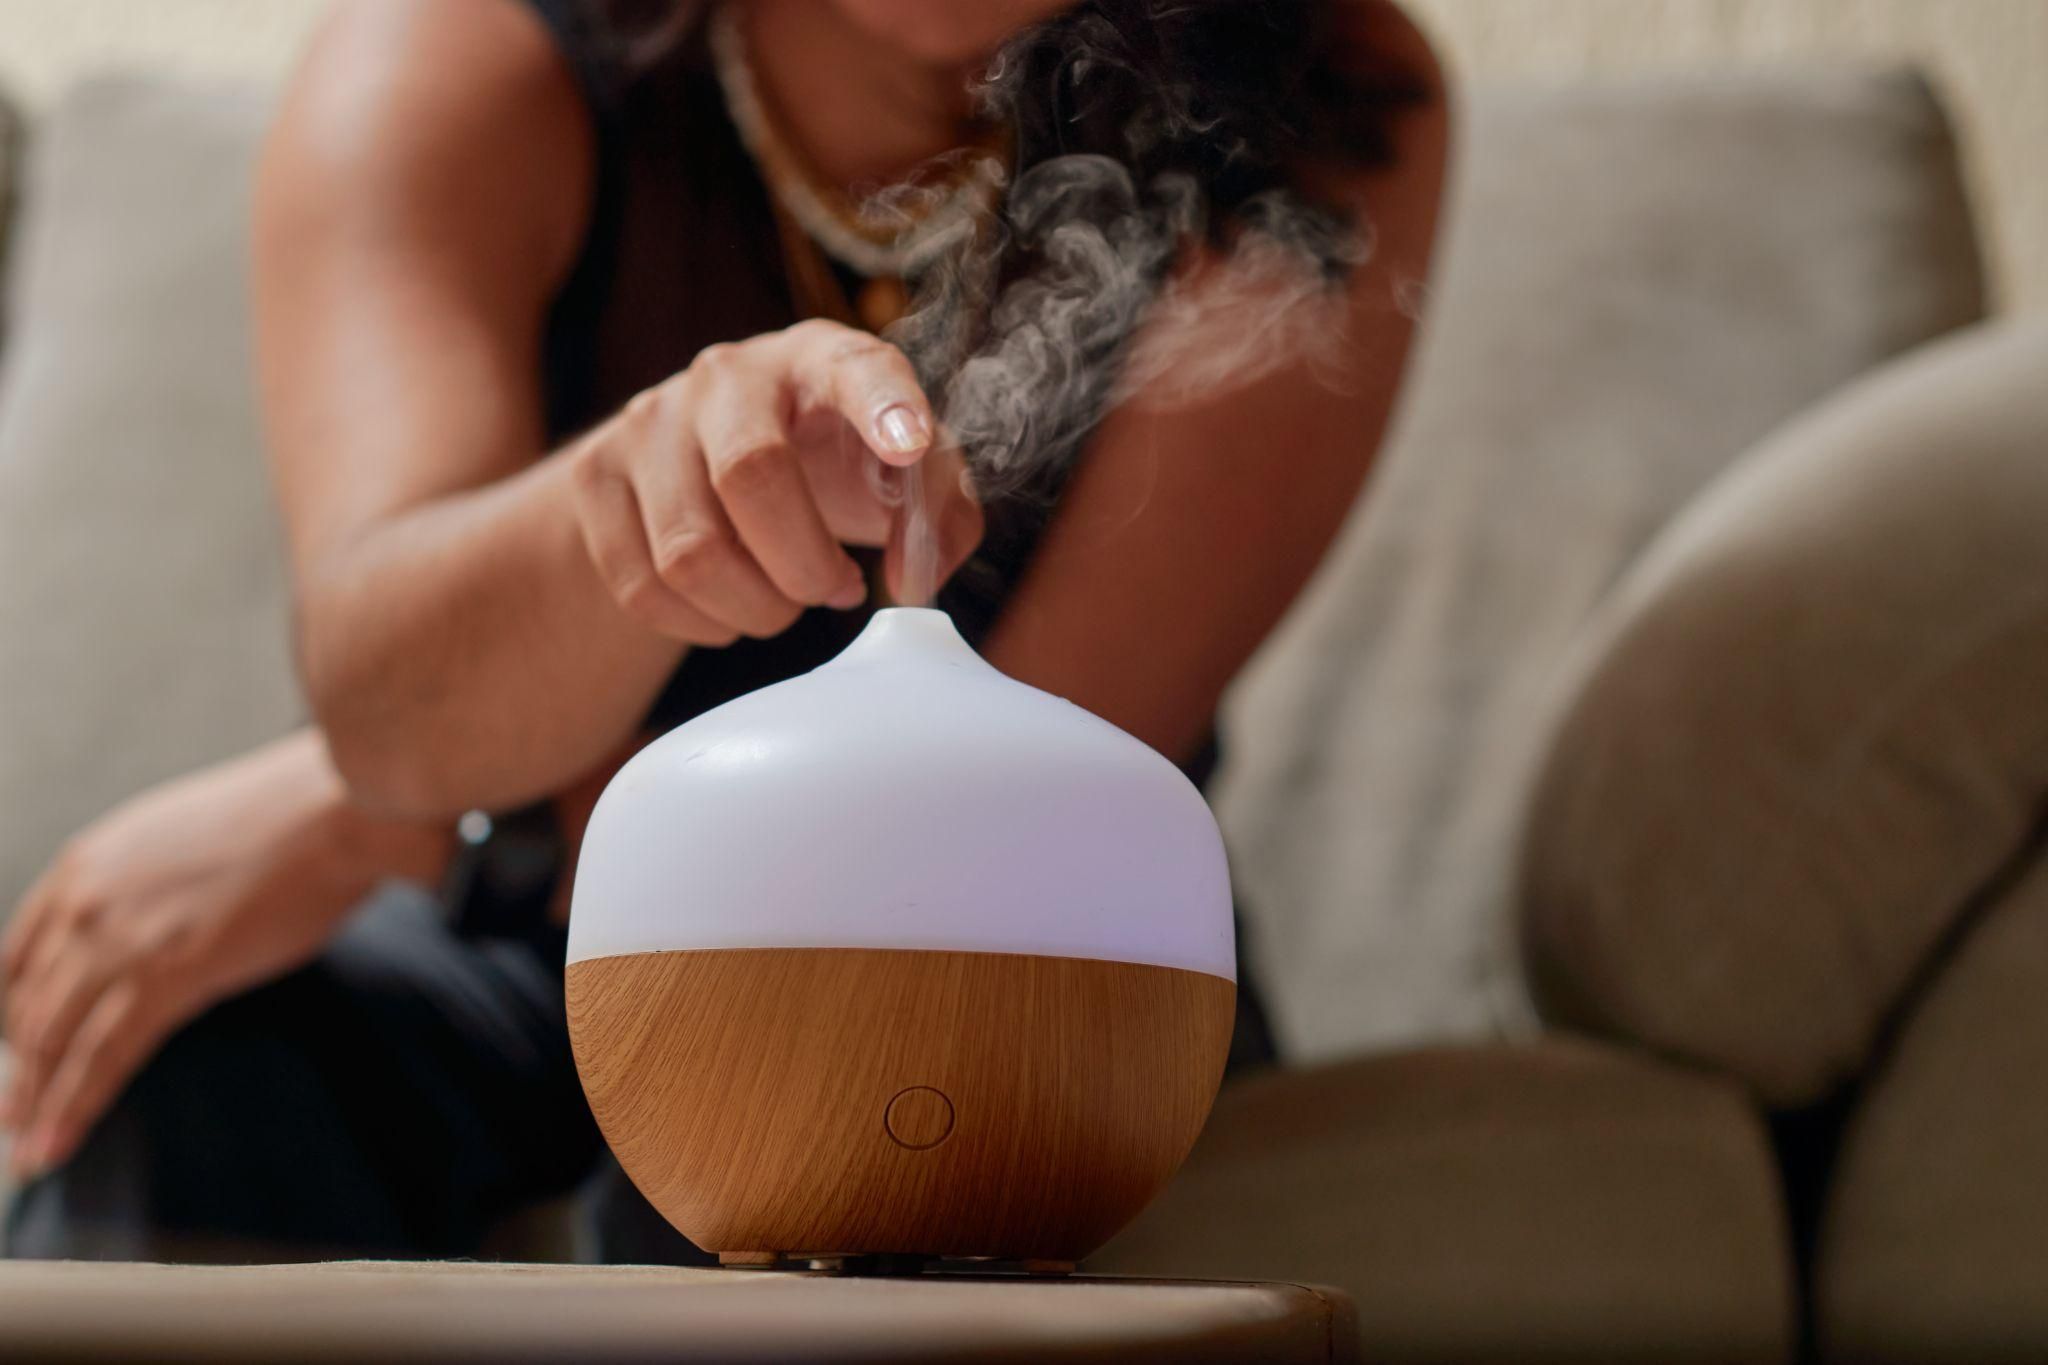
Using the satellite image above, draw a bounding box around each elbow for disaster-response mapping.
[320,718,468,823]
[296,613,471,822]
[309,684,467,822]
[298,617,578,822]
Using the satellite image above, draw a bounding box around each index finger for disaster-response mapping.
[15,982,162,1179]
[1,859,66,990]
[791,324,935,468]
[695,367,866,609]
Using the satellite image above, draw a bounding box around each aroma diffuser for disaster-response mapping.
[565,607,1235,1266]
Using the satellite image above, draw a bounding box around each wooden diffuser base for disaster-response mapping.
[566,947,1235,1263]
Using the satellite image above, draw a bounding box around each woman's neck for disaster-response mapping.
[743,0,985,192]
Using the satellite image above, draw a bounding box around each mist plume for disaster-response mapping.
[859,1,1429,599]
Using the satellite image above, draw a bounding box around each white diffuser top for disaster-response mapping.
[567,608,1235,981]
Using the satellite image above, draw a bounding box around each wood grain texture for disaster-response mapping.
[567,947,1235,1262]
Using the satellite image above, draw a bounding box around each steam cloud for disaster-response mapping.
[883,163,1365,508]
[857,15,1382,602]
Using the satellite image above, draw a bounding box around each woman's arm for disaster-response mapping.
[260,0,971,818]
[257,0,668,816]
[0,731,449,1176]
[984,1,1448,761]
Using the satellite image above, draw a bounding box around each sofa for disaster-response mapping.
[2,60,2042,1365]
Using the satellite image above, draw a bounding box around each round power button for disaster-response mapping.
[884,1086,955,1150]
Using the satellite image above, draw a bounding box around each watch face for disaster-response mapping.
[446,802,565,940]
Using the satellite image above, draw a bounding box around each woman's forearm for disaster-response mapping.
[280,728,455,895]
[297,449,682,818]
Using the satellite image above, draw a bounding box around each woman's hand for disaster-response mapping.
[262,7,986,814]
[569,318,984,638]
[0,731,448,1179]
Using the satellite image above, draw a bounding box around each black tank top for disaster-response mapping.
[486,1,1262,1061]
[520,0,1056,735]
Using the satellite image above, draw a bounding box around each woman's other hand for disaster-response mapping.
[0,731,448,1180]
[569,318,983,637]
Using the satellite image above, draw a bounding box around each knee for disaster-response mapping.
[4,985,302,1260]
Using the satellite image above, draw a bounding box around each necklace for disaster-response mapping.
[708,4,1006,327]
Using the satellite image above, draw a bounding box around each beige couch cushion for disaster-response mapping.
[1817,849,2048,1364]
[1522,320,2048,1106]
[1094,1041,1794,1364]
[0,76,298,917]
[0,87,22,320]
[1214,68,1985,1061]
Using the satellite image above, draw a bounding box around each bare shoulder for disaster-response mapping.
[260,0,592,286]
[1332,0,1447,102]
[1322,0,1449,271]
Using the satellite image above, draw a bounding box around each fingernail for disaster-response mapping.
[829,580,867,610]
[877,405,928,456]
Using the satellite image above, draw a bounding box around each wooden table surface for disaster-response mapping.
[0,1260,1360,1363]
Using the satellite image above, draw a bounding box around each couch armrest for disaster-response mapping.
[1520,321,2048,1108]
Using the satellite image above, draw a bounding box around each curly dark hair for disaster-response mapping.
[997,2,1425,248]
[625,0,1429,489]
[886,1,1432,492]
